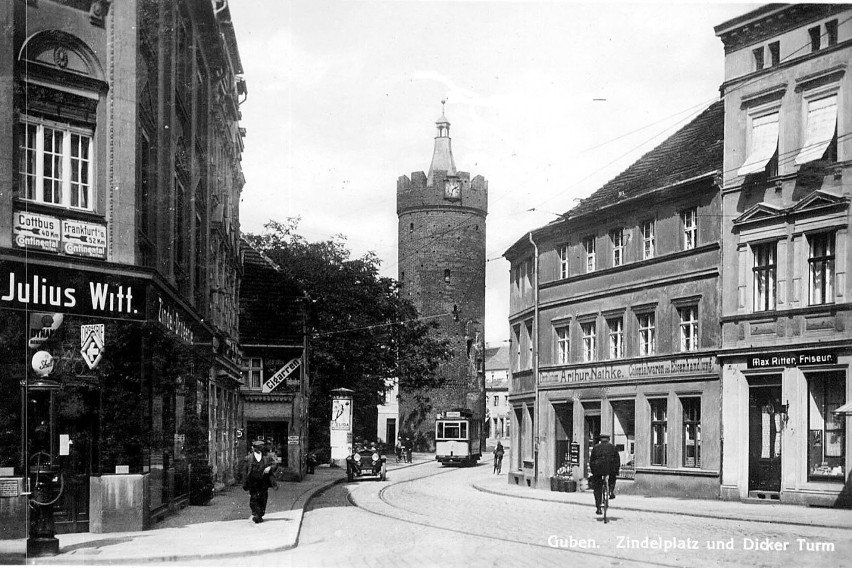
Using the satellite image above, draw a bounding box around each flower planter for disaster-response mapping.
[562,480,577,492]
[550,476,559,491]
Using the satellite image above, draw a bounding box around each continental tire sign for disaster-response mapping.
[0,260,148,321]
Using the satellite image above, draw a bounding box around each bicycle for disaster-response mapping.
[601,474,610,523]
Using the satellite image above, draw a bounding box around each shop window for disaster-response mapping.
[558,244,569,279]
[682,397,701,468]
[650,399,667,466]
[678,306,698,352]
[681,208,697,250]
[752,241,776,312]
[18,118,93,209]
[583,236,596,272]
[555,324,570,364]
[808,232,835,305]
[581,321,596,362]
[610,228,624,267]
[607,317,623,359]
[638,312,656,356]
[808,373,845,481]
[642,220,655,260]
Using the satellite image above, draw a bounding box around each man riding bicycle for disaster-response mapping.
[589,433,620,516]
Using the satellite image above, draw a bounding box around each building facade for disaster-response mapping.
[715,4,852,507]
[396,109,488,449]
[485,344,510,448]
[504,102,725,498]
[239,241,309,481]
[376,378,399,447]
[0,0,246,535]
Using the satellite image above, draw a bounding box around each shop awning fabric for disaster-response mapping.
[737,112,779,176]
[795,94,838,165]
[833,400,852,415]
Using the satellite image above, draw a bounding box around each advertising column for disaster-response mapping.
[330,388,354,467]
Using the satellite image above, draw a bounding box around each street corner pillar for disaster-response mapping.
[330,388,354,467]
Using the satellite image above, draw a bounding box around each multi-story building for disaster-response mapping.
[0,0,246,535]
[715,4,851,507]
[396,108,488,449]
[504,101,725,498]
[485,344,510,448]
[376,378,399,447]
[239,240,310,480]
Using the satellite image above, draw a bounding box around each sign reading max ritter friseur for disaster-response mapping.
[0,260,148,320]
[747,350,837,369]
[539,355,717,386]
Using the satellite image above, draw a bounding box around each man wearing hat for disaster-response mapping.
[243,440,278,523]
[589,433,620,515]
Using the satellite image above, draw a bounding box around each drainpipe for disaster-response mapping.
[529,232,540,486]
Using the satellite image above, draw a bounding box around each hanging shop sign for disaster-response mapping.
[80,329,104,370]
[539,355,717,386]
[747,350,837,369]
[0,260,148,320]
[262,358,302,393]
[31,350,55,377]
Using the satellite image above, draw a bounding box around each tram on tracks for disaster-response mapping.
[435,409,482,466]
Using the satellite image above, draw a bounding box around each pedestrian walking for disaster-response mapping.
[589,433,620,515]
[403,437,413,463]
[243,440,278,523]
[493,441,505,474]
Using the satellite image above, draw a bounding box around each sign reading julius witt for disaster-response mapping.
[0,261,148,321]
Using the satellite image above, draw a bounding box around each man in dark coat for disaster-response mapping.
[243,440,278,523]
[589,433,620,515]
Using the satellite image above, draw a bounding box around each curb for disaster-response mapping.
[29,476,347,566]
[471,483,852,531]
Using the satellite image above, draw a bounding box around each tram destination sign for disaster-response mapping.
[747,350,836,369]
[0,260,148,321]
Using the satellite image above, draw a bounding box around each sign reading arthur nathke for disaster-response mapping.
[0,260,148,320]
[539,355,717,385]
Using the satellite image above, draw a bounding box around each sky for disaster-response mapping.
[228,1,761,345]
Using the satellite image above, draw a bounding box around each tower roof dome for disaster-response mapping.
[427,100,456,185]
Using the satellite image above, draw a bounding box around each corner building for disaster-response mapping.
[715,4,852,507]
[504,102,725,498]
[396,110,487,449]
[0,0,247,535]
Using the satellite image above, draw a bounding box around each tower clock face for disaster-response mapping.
[444,179,461,200]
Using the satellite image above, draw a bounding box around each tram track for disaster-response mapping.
[343,464,690,568]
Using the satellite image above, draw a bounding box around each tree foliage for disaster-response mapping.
[244,218,451,447]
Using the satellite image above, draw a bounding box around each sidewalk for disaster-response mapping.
[473,474,852,530]
[0,454,434,565]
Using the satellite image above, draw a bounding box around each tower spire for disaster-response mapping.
[427,100,456,185]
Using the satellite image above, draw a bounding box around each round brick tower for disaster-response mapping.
[396,105,488,450]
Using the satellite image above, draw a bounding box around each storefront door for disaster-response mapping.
[748,382,783,492]
[584,414,601,478]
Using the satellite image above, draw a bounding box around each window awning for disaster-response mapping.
[737,113,779,176]
[833,400,852,415]
[795,94,838,165]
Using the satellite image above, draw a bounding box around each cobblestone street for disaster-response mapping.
[172,460,851,568]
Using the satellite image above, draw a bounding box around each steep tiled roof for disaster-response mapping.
[567,100,724,219]
[239,240,306,346]
[485,344,510,371]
